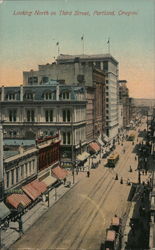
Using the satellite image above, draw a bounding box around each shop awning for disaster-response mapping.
[89,142,100,153]
[51,166,68,180]
[6,193,31,209]
[42,176,57,187]
[76,152,90,161]
[22,180,47,201]
[103,134,109,143]
[98,138,105,147]
[0,202,10,220]
[31,180,47,193]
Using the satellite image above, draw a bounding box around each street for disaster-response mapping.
[11,123,148,250]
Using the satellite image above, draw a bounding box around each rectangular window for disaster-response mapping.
[63,132,66,144]
[29,162,31,174]
[16,168,19,183]
[45,110,53,122]
[11,169,14,185]
[25,163,28,176]
[9,110,17,122]
[62,110,71,122]
[27,110,35,122]
[21,165,24,178]
[28,76,38,84]
[6,172,9,188]
[67,132,71,144]
[32,160,35,171]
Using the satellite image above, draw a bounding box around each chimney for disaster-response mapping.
[0,123,4,201]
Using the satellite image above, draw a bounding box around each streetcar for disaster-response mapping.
[103,216,122,250]
[127,130,136,141]
[107,152,119,168]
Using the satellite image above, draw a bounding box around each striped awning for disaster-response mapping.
[51,166,68,180]
[89,142,100,153]
[22,180,47,201]
[42,176,57,187]
[0,202,10,219]
[6,193,31,209]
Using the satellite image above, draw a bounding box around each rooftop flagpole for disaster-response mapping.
[81,35,84,55]
[107,37,110,54]
[56,42,60,56]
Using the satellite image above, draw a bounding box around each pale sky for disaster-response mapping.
[0,0,155,98]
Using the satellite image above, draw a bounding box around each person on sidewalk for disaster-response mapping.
[115,173,118,180]
[120,177,123,184]
[87,171,90,178]
[129,166,133,172]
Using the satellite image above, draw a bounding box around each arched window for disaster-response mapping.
[6,92,16,100]
[43,91,56,100]
[60,91,70,100]
[24,92,34,100]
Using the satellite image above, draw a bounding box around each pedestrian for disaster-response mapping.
[115,173,118,180]
[120,177,123,184]
[87,171,90,178]
[129,166,132,172]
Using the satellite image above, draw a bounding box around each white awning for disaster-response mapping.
[42,176,57,187]
[98,138,105,147]
[103,134,109,143]
[77,152,90,161]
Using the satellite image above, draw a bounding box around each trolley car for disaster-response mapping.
[128,130,136,141]
[107,152,119,168]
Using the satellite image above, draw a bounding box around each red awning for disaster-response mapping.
[89,142,100,153]
[31,180,47,194]
[6,193,31,209]
[51,166,68,180]
[22,180,47,201]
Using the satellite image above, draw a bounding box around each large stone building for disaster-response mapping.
[118,80,133,128]
[0,84,87,160]
[23,53,119,141]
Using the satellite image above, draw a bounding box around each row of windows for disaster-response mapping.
[6,160,35,188]
[3,91,73,101]
[8,109,71,123]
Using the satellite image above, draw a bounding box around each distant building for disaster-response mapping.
[118,104,123,130]
[0,84,87,160]
[118,80,133,128]
[23,53,119,141]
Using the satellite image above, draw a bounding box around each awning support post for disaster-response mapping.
[55,188,57,201]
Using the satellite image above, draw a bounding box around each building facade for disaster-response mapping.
[0,84,87,160]
[23,54,119,141]
[4,147,38,192]
[118,80,133,128]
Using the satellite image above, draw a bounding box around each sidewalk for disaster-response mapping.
[1,170,86,250]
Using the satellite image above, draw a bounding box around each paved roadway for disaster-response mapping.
[11,121,147,250]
